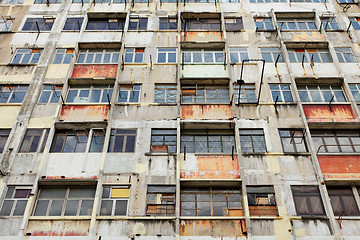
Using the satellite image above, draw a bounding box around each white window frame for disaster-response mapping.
[229,48,249,63]
[297,85,347,103]
[157,48,177,63]
[277,19,317,31]
[287,49,332,63]
[66,85,113,104]
[77,49,120,64]
[118,84,141,103]
[182,49,224,64]
[11,49,42,64]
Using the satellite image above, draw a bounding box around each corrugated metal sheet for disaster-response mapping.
[318,155,360,179]
[180,220,247,237]
[70,64,117,79]
[181,105,233,120]
[303,104,356,122]
[26,220,90,236]
[58,105,109,122]
[181,31,224,42]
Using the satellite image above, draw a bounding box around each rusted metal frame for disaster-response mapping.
[337,210,344,229]
[316,144,360,154]
[46,0,50,6]
[60,94,66,108]
[236,79,245,105]
[328,95,335,112]
[223,52,226,70]
[181,52,184,70]
[35,21,41,41]
[147,0,149,7]
[274,53,280,68]
[347,21,353,39]
[77,20,82,31]
[81,0,84,6]
[150,54,152,69]
[301,54,305,68]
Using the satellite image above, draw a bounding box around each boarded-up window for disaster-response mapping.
[100,186,129,216]
[146,185,175,216]
[327,187,360,216]
[291,186,325,216]
[247,186,277,216]
[151,129,177,153]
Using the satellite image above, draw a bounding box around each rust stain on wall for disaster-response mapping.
[59,105,109,122]
[181,105,233,120]
[292,32,325,42]
[26,220,90,236]
[303,105,356,122]
[181,31,224,42]
[318,155,360,179]
[71,64,117,79]
[180,220,246,237]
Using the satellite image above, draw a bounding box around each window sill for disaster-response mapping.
[145,152,177,156]
[258,102,297,105]
[181,103,231,105]
[249,215,281,220]
[192,153,234,156]
[230,62,257,66]
[153,63,177,65]
[20,31,51,33]
[300,102,351,105]
[179,216,245,220]
[154,30,178,32]
[150,103,177,106]
[317,153,360,156]
[115,102,141,106]
[290,215,328,220]
[241,152,267,156]
[28,216,92,220]
[282,152,311,156]
[181,63,227,65]
[84,30,123,33]
[74,63,119,65]
[64,103,110,106]
[7,63,38,66]
[280,30,322,33]
[0,103,23,106]
[123,63,148,66]
[97,216,176,220]
[62,30,81,32]
[256,29,276,32]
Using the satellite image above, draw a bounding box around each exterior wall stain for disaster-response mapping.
[58,105,109,122]
[303,104,356,122]
[26,220,90,236]
[180,31,224,42]
[181,105,233,120]
[318,155,360,179]
[71,64,117,79]
[180,220,247,237]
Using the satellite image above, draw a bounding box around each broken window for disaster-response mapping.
[118,85,141,103]
[1,0,24,3]
[53,49,74,64]
[229,48,249,63]
[22,18,54,31]
[34,0,61,3]
[349,17,360,30]
[327,187,360,216]
[234,84,257,104]
[157,48,176,63]
[11,49,42,64]
[154,84,177,104]
[247,186,277,216]
[100,186,129,216]
[291,186,325,216]
[0,85,29,103]
[146,185,175,216]
[181,129,235,153]
[320,17,340,30]
[261,48,284,63]
[181,187,242,216]
[225,18,243,31]
[349,84,360,102]
[124,48,144,63]
[279,130,307,153]
[182,49,224,63]
[287,49,332,63]
[335,48,356,63]
[277,19,316,30]
[0,186,31,216]
[181,85,229,104]
[269,84,294,103]
[255,18,274,30]
[311,130,360,153]
[86,18,125,30]
[33,186,96,216]
[19,129,49,153]
[108,129,136,152]
[0,129,10,153]
[297,85,346,103]
[151,129,177,153]
[77,49,120,64]
[182,18,221,31]
[128,17,148,30]
[159,18,177,30]
[66,85,113,103]
[38,85,62,103]
[0,17,14,31]
[239,129,266,153]
[63,18,83,31]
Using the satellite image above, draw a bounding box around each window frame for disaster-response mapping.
[291,185,326,217]
[76,49,120,64]
[327,186,360,216]
[19,129,49,153]
[182,49,225,64]
[128,17,148,31]
[229,48,249,63]
[269,84,294,103]
[0,129,11,154]
[154,84,177,104]
[277,18,317,31]
[22,18,54,31]
[159,17,177,30]
[53,49,74,64]
[349,17,360,30]
[151,129,177,153]
[297,84,347,103]
[239,129,267,153]
[234,84,257,104]
[181,18,221,31]
[65,85,113,104]
[0,85,29,103]
[146,185,176,216]
[100,186,130,216]
[335,47,356,63]
[349,84,360,102]
[86,18,125,31]
[311,130,360,153]
[225,18,243,31]
[287,48,333,63]
[10,49,42,65]
[255,17,275,31]
[0,186,31,217]
[260,47,284,63]
[279,129,308,153]
[320,17,340,31]
[124,48,144,63]
[0,17,14,32]
[181,85,230,104]
[108,129,137,153]
[118,84,141,103]
[157,48,177,63]
[38,85,62,104]
[63,18,83,31]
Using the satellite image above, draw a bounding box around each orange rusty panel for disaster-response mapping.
[303,105,356,122]
[71,64,117,79]
[181,105,233,120]
[318,155,360,179]
[180,31,224,42]
[181,156,240,179]
[180,220,246,237]
[292,32,325,42]
[59,105,109,122]
[26,220,90,236]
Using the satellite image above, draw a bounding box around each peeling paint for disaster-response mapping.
[303,104,356,122]
[181,105,233,120]
[180,220,247,237]
[318,155,360,179]
[71,64,117,79]
[58,105,109,122]
[180,31,223,42]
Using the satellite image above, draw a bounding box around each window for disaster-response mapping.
[335,48,356,63]
[151,129,176,153]
[0,130,10,153]
[261,48,284,63]
[0,17,14,31]
[0,186,31,216]
[320,17,340,30]
[159,18,177,30]
[181,187,242,216]
[73,0,90,3]
[11,49,42,64]
[255,18,274,30]
[277,19,316,30]
[66,85,113,103]
[34,0,61,3]
[234,84,257,104]
[250,0,286,2]
[181,85,229,104]
[225,18,243,31]
[154,84,177,104]
[100,186,129,216]
[146,185,175,216]
[108,129,136,153]
[86,18,125,30]
[157,48,176,63]
[229,48,249,63]
[50,129,105,153]
[160,0,177,2]
[19,129,49,153]
[33,186,95,216]
[239,129,266,153]
[133,0,150,2]
[222,0,240,2]
[0,85,28,103]
[291,186,325,216]
[247,186,277,216]
[339,0,355,3]
[182,49,225,64]
[124,48,144,63]
[279,130,307,153]
[311,130,360,153]
[182,18,221,31]
[181,129,235,153]
[53,49,74,64]
[327,187,360,216]
[287,49,332,63]
[22,18,54,31]
[269,84,293,103]
[349,84,360,102]
[63,18,83,31]
[349,18,360,30]
[77,49,119,64]
[118,85,141,103]
[1,0,24,3]
[181,0,216,2]
[290,0,325,2]
[94,0,127,3]
[128,18,148,30]
[38,85,62,103]
[297,85,346,103]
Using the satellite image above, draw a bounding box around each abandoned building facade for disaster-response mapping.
[1,0,360,239]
